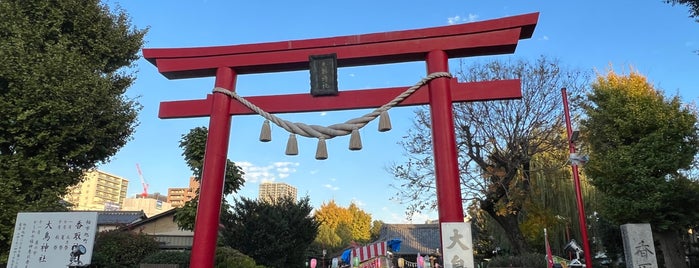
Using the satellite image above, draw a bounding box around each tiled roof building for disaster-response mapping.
[378,224,441,256]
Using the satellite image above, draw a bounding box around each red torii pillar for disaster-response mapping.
[144,12,538,267]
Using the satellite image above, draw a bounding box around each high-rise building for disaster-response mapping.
[64,169,129,211]
[258,182,297,203]
[167,176,200,208]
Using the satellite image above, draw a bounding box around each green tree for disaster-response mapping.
[0,0,145,260]
[221,196,319,268]
[173,126,245,231]
[369,220,384,241]
[91,230,160,268]
[581,70,699,267]
[389,57,589,254]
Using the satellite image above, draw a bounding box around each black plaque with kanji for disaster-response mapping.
[309,53,338,96]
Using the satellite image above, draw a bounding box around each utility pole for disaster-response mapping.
[562,88,593,267]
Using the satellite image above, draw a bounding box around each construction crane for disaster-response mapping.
[135,163,149,198]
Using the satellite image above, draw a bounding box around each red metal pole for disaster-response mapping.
[189,67,236,267]
[561,88,593,267]
[426,50,464,224]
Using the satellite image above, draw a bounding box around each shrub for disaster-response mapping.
[487,252,547,268]
[141,251,190,268]
[137,247,264,268]
[215,247,265,268]
[90,230,160,268]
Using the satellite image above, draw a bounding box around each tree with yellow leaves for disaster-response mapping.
[314,200,375,251]
[581,69,699,268]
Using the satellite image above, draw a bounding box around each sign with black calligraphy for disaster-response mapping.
[7,212,98,268]
[621,223,658,268]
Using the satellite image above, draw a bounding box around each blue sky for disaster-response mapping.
[100,0,699,223]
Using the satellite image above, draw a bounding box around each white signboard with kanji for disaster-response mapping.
[7,212,99,268]
[441,222,474,268]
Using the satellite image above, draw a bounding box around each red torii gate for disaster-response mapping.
[144,12,538,267]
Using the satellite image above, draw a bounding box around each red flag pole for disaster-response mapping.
[545,228,554,268]
[562,88,593,267]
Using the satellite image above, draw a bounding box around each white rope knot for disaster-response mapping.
[213,72,451,158]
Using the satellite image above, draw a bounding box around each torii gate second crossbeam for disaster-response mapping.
[144,12,538,268]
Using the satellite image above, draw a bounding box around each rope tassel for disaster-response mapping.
[316,138,328,160]
[349,129,362,150]
[212,73,452,159]
[378,111,392,132]
[259,120,272,142]
[285,134,298,156]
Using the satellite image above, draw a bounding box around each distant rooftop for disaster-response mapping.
[378,224,441,255]
[94,210,147,225]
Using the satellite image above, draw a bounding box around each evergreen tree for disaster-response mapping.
[581,70,699,267]
[221,196,319,268]
[173,126,246,231]
[0,0,145,260]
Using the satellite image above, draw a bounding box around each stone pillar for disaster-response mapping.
[621,223,658,268]
[441,222,474,268]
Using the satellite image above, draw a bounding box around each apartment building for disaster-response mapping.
[121,197,172,217]
[258,182,297,203]
[64,169,129,211]
[167,176,200,208]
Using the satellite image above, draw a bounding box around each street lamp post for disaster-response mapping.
[562,88,593,267]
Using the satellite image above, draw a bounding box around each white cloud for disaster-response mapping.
[276,167,293,173]
[351,198,366,207]
[320,112,327,116]
[236,161,300,183]
[538,35,549,41]
[380,207,437,224]
[273,161,299,167]
[447,16,461,25]
[448,13,478,25]
[323,184,339,191]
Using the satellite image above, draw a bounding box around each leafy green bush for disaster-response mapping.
[141,251,190,267]
[487,252,547,268]
[90,230,160,268]
[137,247,264,268]
[215,247,265,268]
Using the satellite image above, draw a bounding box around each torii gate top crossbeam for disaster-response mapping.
[143,12,538,79]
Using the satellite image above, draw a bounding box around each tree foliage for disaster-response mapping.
[389,56,588,254]
[581,70,699,229]
[369,220,384,242]
[348,203,372,243]
[221,196,319,268]
[581,70,699,267]
[173,126,246,231]
[665,0,699,21]
[313,200,375,252]
[0,0,145,260]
